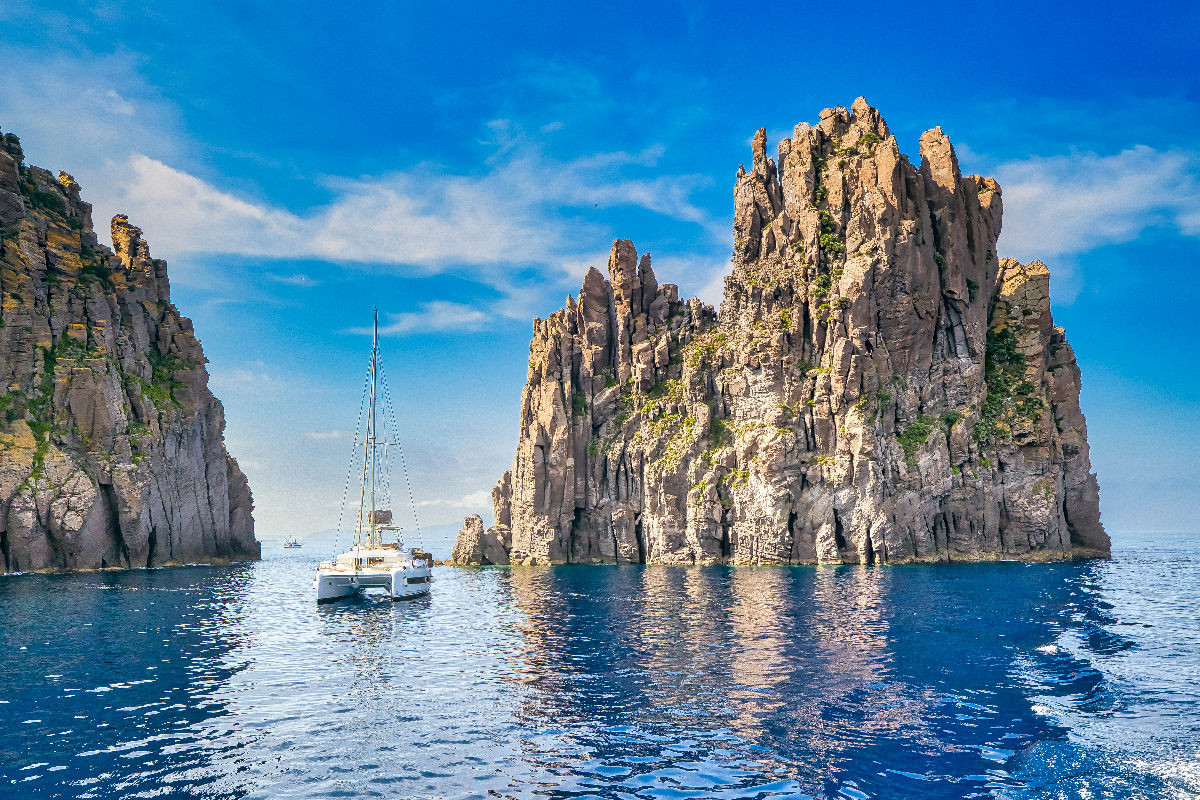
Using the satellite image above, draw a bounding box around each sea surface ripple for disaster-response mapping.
[1,531,1198,799]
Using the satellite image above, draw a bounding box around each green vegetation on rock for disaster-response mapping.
[898,414,937,457]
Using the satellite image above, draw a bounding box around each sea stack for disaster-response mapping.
[0,129,258,572]
[453,98,1108,565]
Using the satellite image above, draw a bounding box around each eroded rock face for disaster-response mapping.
[451,513,510,565]
[454,99,1107,565]
[0,130,258,572]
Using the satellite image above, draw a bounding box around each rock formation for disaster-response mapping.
[451,513,510,566]
[453,98,1108,565]
[0,129,258,572]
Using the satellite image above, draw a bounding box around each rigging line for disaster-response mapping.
[381,442,394,511]
[378,357,397,522]
[334,356,373,556]
[361,310,381,549]
[376,367,393,512]
[355,330,378,550]
[379,358,422,543]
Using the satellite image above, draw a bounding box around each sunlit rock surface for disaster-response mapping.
[454,99,1107,565]
[0,129,258,572]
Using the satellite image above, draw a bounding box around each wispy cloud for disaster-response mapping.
[1178,208,1200,236]
[0,48,720,323]
[348,301,491,337]
[268,273,321,287]
[208,361,287,394]
[111,143,720,334]
[995,145,1200,260]
[305,430,352,441]
[417,490,492,509]
[110,143,714,279]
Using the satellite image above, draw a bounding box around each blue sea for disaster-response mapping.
[1,532,1198,800]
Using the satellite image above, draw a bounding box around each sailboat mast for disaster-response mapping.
[368,308,379,547]
[354,309,379,555]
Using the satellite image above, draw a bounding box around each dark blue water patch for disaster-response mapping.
[0,566,257,798]
[0,533,1198,799]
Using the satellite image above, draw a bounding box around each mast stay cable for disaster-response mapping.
[379,355,422,547]
[334,349,373,557]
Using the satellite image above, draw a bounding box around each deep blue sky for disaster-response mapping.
[1,1,1197,538]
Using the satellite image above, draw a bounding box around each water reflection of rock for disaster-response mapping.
[496,567,635,793]
[725,568,791,729]
[503,568,574,697]
[634,567,727,710]
[783,567,930,785]
[496,565,912,794]
[494,562,1133,799]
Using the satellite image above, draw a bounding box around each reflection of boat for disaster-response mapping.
[314,310,432,603]
[283,538,302,548]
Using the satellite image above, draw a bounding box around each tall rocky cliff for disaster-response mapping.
[0,129,258,572]
[452,99,1108,566]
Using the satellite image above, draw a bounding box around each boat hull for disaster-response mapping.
[314,564,432,603]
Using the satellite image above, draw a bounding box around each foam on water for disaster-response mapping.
[0,532,1198,799]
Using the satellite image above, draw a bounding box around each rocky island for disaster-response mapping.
[454,99,1109,566]
[0,129,257,572]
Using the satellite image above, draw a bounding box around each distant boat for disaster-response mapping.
[314,310,432,603]
[283,538,302,548]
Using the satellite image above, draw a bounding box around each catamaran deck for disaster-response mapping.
[315,546,432,602]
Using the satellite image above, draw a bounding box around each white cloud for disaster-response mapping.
[120,155,306,254]
[99,143,715,283]
[995,145,1200,261]
[108,141,721,335]
[305,430,352,441]
[268,273,320,287]
[208,361,287,394]
[417,489,492,509]
[350,301,491,337]
[1180,208,1200,236]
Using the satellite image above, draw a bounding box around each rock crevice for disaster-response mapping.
[0,129,258,572]
[453,99,1107,565]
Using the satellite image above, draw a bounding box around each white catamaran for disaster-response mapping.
[314,310,432,603]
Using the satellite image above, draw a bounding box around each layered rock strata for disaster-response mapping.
[0,130,258,572]
[455,99,1108,565]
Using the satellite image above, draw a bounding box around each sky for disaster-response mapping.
[0,0,1197,540]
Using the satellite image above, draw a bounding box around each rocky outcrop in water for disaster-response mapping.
[453,98,1108,565]
[0,129,258,572]
[451,513,510,566]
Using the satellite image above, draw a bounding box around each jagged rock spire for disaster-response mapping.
[455,99,1107,565]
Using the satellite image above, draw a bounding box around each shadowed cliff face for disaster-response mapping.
[0,130,258,572]
[455,98,1108,566]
